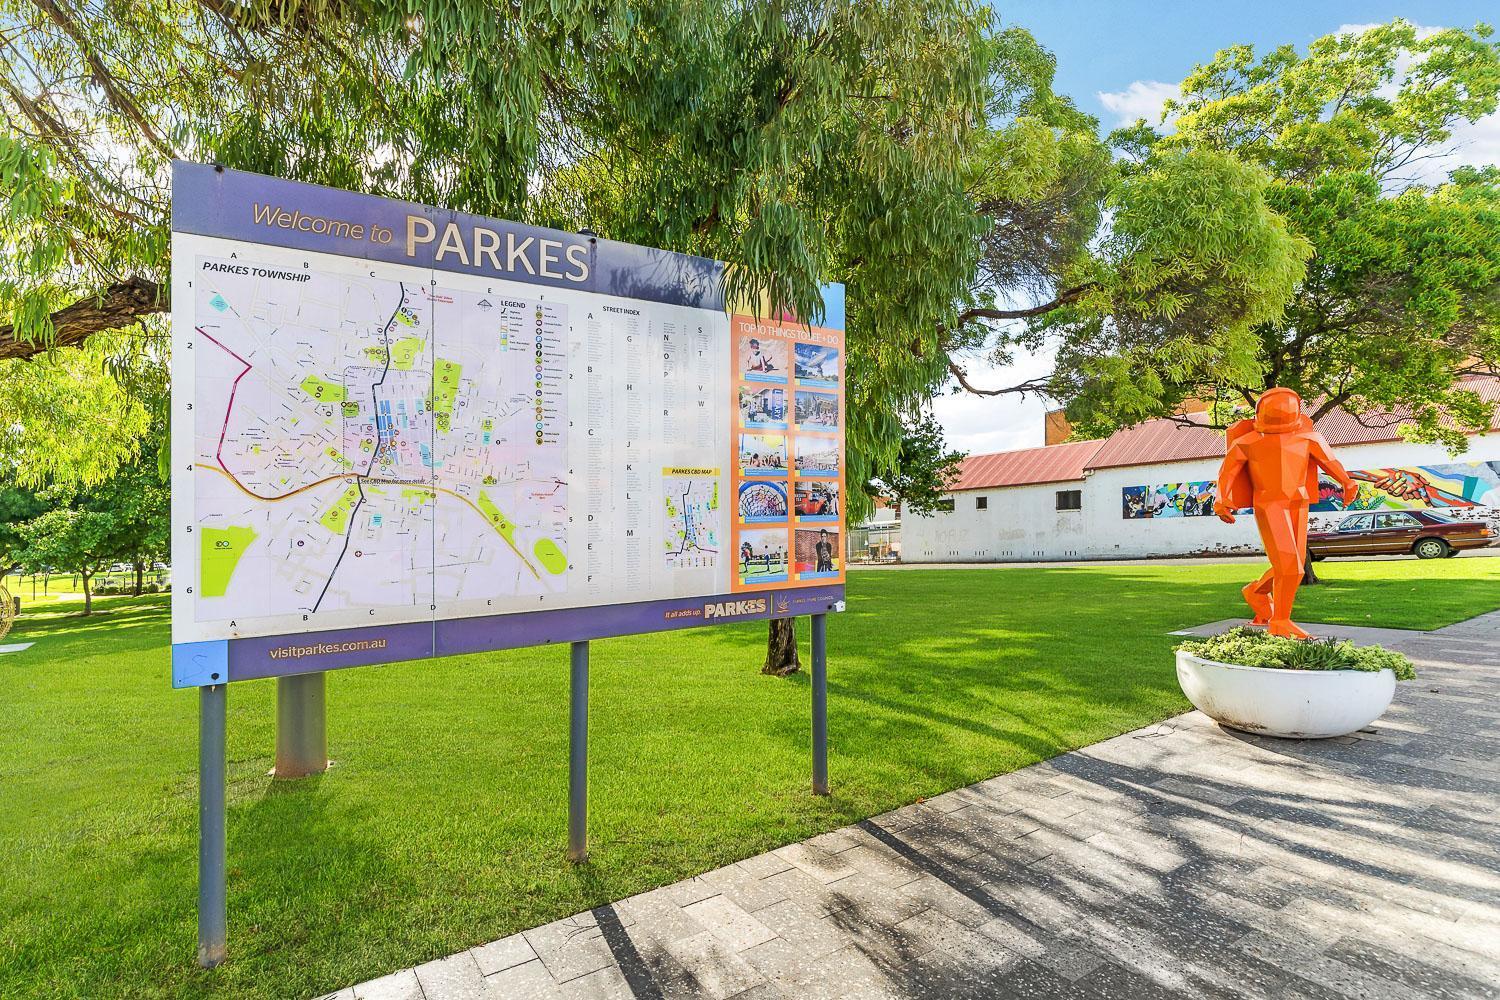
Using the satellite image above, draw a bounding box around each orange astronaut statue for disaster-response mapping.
[1213,388,1358,639]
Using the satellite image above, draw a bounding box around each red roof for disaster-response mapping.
[949,438,1103,491]
[948,377,1500,487]
[1085,377,1500,471]
[1082,416,1225,470]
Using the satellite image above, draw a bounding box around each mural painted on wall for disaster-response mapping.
[1122,482,1218,519]
[1123,461,1500,519]
[1313,462,1500,511]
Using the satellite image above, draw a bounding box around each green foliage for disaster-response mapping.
[0,340,154,487]
[12,505,118,612]
[954,42,1313,422]
[2,0,1006,503]
[867,410,965,516]
[1177,626,1417,680]
[0,136,73,343]
[1044,149,1312,430]
[0,478,46,571]
[10,445,168,611]
[1056,19,1500,443]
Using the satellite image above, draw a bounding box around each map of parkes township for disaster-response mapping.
[192,255,569,629]
[663,469,720,570]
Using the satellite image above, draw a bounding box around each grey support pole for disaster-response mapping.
[811,613,829,796]
[567,640,589,863]
[198,683,228,968]
[274,672,328,779]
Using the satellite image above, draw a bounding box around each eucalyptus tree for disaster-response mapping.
[1,0,999,495]
[1034,20,1500,447]
[1,0,1006,671]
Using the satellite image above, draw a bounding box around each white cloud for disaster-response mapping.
[1446,112,1500,173]
[1097,80,1179,128]
[932,344,1056,456]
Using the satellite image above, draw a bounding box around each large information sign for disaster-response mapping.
[170,163,845,687]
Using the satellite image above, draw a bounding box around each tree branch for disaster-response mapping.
[953,282,1096,327]
[946,364,1050,397]
[1310,391,1352,422]
[29,0,176,160]
[0,277,167,360]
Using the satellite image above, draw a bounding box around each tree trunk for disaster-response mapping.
[1301,547,1320,586]
[81,569,93,615]
[133,560,144,596]
[763,618,800,676]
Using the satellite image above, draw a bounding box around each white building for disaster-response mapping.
[904,384,1500,563]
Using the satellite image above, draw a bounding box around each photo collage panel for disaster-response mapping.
[731,320,844,588]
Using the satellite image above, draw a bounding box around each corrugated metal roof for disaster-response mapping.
[950,377,1500,484]
[949,438,1104,491]
[1082,416,1225,470]
[1084,376,1500,471]
[1314,377,1500,446]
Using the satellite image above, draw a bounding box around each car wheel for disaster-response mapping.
[1414,538,1450,560]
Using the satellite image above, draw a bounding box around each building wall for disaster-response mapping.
[901,434,1500,563]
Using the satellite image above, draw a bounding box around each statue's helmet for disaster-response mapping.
[1254,387,1303,434]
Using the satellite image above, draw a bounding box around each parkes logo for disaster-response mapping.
[774,595,791,614]
[704,598,768,619]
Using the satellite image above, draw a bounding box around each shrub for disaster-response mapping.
[1177,627,1416,681]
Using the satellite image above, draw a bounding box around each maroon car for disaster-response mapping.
[1308,509,1496,560]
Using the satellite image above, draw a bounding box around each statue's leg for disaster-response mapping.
[1242,569,1273,624]
[1255,502,1311,639]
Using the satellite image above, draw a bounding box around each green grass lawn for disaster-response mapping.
[2,558,1496,999]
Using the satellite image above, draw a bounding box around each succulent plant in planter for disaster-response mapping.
[1174,627,1416,739]
[1178,628,1417,679]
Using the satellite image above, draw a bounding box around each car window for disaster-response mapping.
[1339,514,1374,532]
[1423,510,1455,524]
[1374,513,1415,529]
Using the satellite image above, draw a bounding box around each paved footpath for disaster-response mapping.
[326,612,1500,1000]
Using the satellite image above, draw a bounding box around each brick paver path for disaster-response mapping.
[325,612,1500,1000]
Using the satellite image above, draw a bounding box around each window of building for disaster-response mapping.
[1056,489,1082,511]
[936,497,955,513]
[975,496,988,510]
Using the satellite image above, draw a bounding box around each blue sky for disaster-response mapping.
[998,1,1499,130]
[934,3,1500,457]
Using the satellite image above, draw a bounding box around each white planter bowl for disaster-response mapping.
[1175,649,1396,739]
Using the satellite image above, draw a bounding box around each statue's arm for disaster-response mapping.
[1309,433,1358,501]
[1214,444,1248,523]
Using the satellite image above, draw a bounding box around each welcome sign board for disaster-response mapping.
[169,163,845,687]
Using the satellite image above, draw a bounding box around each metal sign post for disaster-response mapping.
[274,672,329,778]
[568,641,590,863]
[811,613,829,795]
[197,684,227,968]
